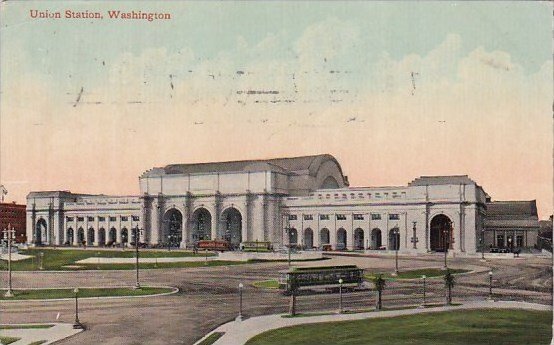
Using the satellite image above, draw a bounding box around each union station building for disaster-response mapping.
[26,154,539,254]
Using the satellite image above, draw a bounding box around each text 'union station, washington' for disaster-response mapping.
[26,154,540,254]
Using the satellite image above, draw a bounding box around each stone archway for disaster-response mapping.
[371,228,382,249]
[191,208,212,242]
[221,207,242,248]
[66,228,74,245]
[430,214,452,252]
[389,228,400,250]
[354,228,364,250]
[163,208,183,247]
[121,228,128,244]
[87,227,95,245]
[337,228,347,250]
[108,227,117,245]
[98,228,106,246]
[304,228,314,249]
[35,218,47,245]
[288,228,298,245]
[320,228,330,246]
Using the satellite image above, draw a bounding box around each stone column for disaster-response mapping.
[331,214,338,249]
[94,218,100,246]
[73,217,79,246]
[140,194,150,244]
[242,192,251,242]
[212,192,222,240]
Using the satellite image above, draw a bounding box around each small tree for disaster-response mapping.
[444,269,456,305]
[372,274,386,310]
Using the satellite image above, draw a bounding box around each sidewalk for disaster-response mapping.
[76,256,216,264]
[196,301,551,345]
[0,323,83,345]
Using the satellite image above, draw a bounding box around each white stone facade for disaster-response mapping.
[26,154,489,254]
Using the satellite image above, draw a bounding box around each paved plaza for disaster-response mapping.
[1,253,552,345]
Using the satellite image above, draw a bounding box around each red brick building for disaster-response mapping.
[0,202,26,243]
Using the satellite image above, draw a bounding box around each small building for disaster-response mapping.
[483,200,540,250]
[0,201,27,243]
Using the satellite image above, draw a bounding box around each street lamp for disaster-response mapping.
[392,229,400,276]
[443,227,449,270]
[73,287,84,329]
[481,229,486,260]
[420,275,426,308]
[237,282,244,321]
[3,224,16,297]
[338,278,344,314]
[39,252,44,270]
[133,225,141,290]
[488,270,493,301]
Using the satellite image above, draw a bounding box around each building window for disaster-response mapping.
[496,235,504,247]
[98,216,105,221]
[358,193,364,198]
[389,214,399,220]
[87,216,94,222]
[109,216,117,222]
[132,216,140,221]
[371,214,381,220]
[336,214,347,221]
[77,217,84,222]
[353,214,364,220]
[66,217,74,222]
[289,215,297,221]
[319,214,330,220]
[121,216,128,221]
[303,214,313,221]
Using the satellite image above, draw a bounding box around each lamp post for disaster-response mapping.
[338,278,344,314]
[488,270,493,301]
[237,282,244,321]
[3,224,15,297]
[420,275,426,308]
[443,227,449,270]
[73,287,84,329]
[481,229,486,260]
[393,229,399,276]
[167,234,172,252]
[133,225,141,289]
[39,252,44,270]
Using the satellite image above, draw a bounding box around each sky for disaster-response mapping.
[0,1,552,218]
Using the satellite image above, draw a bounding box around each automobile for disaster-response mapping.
[377,245,387,250]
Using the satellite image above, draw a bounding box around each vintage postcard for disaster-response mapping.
[0,1,552,345]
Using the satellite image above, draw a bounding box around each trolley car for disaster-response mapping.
[278,265,364,294]
[196,239,231,252]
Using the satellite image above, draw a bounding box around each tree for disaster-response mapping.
[372,274,386,310]
[444,269,456,305]
[288,275,298,316]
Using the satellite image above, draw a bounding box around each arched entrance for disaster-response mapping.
[35,219,47,245]
[288,228,298,245]
[121,228,128,245]
[354,228,364,250]
[337,228,347,250]
[77,227,85,245]
[304,228,314,249]
[320,228,330,247]
[371,228,382,249]
[163,209,183,247]
[66,228,74,245]
[191,208,212,242]
[87,227,95,245]
[98,228,106,246]
[108,228,117,245]
[221,207,242,249]
[389,228,400,250]
[430,214,452,252]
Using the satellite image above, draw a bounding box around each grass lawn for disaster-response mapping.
[197,332,225,345]
[82,260,246,270]
[0,336,20,344]
[0,286,174,300]
[0,248,217,271]
[252,280,280,289]
[0,324,54,330]
[365,268,469,280]
[246,309,552,345]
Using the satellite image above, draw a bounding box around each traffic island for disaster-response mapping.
[0,286,177,301]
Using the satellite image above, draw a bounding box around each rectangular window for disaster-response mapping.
[303,214,313,221]
[319,214,330,220]
[289,215,297,221]
[496,235,504,247]
[77,217,84,221]
[516,235,524,247]
[389,214,400,220]
[98,217,105,221]
[66,217,74,222]
[109,216,117,222]
[132,215,140,221]
[121,216,128,221]
[87,216,94,222]
[371,214,381,220]
[336,214,347,220]
[353,214,364,220]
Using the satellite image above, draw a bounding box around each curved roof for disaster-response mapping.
[141,154,344,178]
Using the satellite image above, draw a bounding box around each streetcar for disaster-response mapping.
[278,265,364,294]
